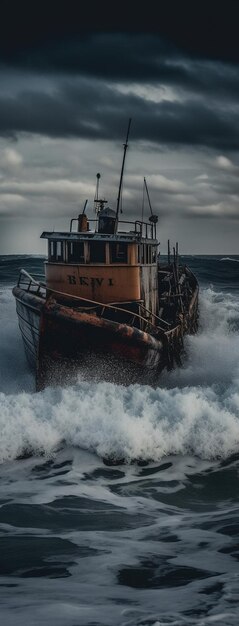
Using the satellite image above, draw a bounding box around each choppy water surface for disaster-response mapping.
[1,255,239,625]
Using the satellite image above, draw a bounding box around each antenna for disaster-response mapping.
[115,118,132,232]
[95,172,101,203]
[144,177,158,224]
[141,179,145,222]
[82,199,88,214]
[94,172,107,214]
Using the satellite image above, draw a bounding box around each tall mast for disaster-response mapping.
[115,118,132,232]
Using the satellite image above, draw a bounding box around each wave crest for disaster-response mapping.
[1,379,239,463]
[1,284,239,464]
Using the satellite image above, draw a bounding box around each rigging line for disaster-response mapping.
[144,177,153,216]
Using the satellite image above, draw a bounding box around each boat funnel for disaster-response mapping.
[98,207,117,234]
[78,213,88,232]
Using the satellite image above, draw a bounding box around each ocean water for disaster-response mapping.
[1,254,239,625]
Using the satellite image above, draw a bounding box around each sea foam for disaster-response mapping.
[1,285,239,464]
[1,376,239,463]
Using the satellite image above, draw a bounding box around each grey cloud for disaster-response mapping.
[0,77,239,152]
[2,34,239,102]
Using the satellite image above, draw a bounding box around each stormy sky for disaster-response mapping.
[1,4,239,254]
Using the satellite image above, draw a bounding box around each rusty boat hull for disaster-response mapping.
[13,287,164,389]
[13,270,198,389]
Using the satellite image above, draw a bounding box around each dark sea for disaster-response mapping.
[1,254,239,626]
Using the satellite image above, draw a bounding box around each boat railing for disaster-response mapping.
[138,303,170,328]
[17,269,46,297]
[70,218,156,239]
[45,288,167,335]
[17,269,170,336]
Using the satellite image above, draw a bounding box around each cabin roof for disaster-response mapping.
[41,231,158,244]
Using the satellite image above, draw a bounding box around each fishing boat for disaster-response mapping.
[13,121,199,390]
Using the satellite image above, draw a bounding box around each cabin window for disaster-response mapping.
[138,244,156,264]
[67,241,84,263]
[138,244,148,264]
[89,241,106,263]
[48,240,63,261]
[152,246,157,263]
[138,244,142,264]
[141,245,146,264]
[49,241,56,260]
[146,245,150,264]
[111,243,127,263]
[56,241,64,261]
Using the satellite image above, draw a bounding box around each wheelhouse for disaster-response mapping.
[41,212,159,318]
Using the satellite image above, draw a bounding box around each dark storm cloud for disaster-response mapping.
[17,35,175,82]
[0,6,238,154]
[0,78,239,151]
[1,33,239,103]
[1,2,239,64]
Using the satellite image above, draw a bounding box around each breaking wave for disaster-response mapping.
[220,256,239,262]
[1,282,239,464]
[1,377,239,464]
